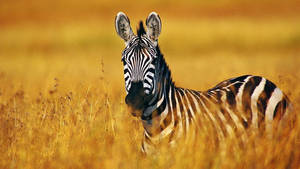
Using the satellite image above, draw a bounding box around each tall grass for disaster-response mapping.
[1,0,300,168]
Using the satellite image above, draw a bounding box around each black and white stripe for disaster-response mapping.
[122,35,157,95]
[115,12,293,154]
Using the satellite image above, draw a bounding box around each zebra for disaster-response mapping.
[115,12,293,154]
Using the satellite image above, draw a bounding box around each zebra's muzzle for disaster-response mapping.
[125,81,152,117]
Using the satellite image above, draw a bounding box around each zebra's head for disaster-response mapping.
[115,12,162,116]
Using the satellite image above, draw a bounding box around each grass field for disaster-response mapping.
[1,0,300,168]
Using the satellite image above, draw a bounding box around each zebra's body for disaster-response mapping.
[141,75,290,153]
[115,12,292,154]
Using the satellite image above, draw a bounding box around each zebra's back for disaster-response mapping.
[203,75,291,133]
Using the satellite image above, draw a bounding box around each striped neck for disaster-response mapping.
[141,49,173,122]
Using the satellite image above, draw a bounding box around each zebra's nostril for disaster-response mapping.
[125,94,136,107]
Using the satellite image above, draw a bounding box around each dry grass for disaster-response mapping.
[1,0,300,168]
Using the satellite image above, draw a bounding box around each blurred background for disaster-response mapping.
[1,0,300,168]
[0,0,299,94]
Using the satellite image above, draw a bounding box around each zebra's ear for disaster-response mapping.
[115,12,134,43]
[146,12,162,43]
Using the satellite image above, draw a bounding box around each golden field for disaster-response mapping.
[1,0,300,168]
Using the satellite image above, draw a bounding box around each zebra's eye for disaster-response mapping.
[121,58,126,65]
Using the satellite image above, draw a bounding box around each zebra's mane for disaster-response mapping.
[155,45,175,88]
[137,21,146,38]
[137,21,174,87]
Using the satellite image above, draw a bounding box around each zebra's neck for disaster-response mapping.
[141,84,201,144]
[141,53,175,134]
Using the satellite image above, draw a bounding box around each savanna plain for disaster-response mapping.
[1,0,300,168]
